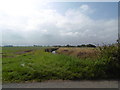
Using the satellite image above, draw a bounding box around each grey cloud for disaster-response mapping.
[0,3,118,46]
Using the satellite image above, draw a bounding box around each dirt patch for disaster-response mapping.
[77,51,98,58]
[63,50,69,52]
[15,50,33,55]
[2,55,15,58]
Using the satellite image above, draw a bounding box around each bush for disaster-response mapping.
[98,44,120,79]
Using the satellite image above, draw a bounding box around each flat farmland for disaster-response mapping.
[2,46,119,83]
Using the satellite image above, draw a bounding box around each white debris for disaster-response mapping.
[52,51,56,54]
[21,63,25,67]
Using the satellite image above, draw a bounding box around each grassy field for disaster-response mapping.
[2,45,120,83]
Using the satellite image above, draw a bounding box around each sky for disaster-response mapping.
[0,0,118,46]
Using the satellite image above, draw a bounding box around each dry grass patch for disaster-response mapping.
[56,47,100,59]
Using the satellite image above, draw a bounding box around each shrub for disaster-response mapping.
[98,44,120,79]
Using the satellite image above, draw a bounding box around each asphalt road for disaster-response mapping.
[2,80,119,88]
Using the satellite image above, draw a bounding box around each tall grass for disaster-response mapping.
[2,44,120,83]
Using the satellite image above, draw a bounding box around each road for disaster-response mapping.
[2,80,119,88]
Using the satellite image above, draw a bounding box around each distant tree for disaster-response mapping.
[53,45,62,47]
[33,45,37,47]
[86,44,96,48]
[4,45,13,47]
[66,44,70,47]
[81,44,86,47]
[77,45,82,47]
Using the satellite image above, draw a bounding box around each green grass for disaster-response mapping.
[2,45,120,83]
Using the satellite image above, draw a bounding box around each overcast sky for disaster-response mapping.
[0,0,118,46]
